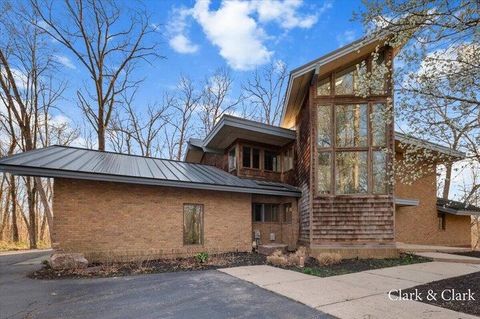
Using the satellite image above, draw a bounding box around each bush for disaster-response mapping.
[316,253,342,266]
[195,252,209,263]
[266,250,289,266]
[287,247,307,267]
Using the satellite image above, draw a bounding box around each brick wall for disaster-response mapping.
[52,178,252,261]
[395,154,471,247]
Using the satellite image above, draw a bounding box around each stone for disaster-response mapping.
[49,253,88,270]
[258,244,288,256]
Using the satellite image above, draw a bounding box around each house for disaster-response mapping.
[0,35,478,261]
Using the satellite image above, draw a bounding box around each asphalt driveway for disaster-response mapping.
[0,251,331,319]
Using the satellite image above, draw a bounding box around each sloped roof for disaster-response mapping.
[0,146,301,197]
[437,198,480,216]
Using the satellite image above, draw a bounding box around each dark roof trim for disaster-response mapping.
[0,162,301,197]
[203,115,296,148]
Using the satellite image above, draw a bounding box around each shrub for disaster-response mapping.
[287,247,307,267]
[266,250,289,266]
[316,253,342,266]
[195,252,209,263]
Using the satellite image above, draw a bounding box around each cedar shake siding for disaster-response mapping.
[296,97,311,244]
[53,178,252,261]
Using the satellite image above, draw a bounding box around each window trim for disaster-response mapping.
[183,203,204,246]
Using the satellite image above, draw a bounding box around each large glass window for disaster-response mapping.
[372,103,387,147]
[242,146,251,168]
[335,152,368,194]
[317,77,331,96]
[183,204,203,245]
[336,104,368,147]
[373,151,388,194]
[228,148,236,171]
[317,105,332,147]
[252,148,260,169]
[317,153,331,193]
[283,147,294,171]
[264,151,280,171]
[335,62,366,95]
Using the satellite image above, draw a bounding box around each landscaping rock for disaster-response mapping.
[49,253,88,270]
[258,244,288,256]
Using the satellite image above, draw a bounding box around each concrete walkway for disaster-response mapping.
[220,262,480,319]
[414,252,480,264]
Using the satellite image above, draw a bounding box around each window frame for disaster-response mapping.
[183,203,204,246]
[314,102,391,196]
[252,203,281,223]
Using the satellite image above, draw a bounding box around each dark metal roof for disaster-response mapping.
[437,198,480,216]
[0,146,301,197]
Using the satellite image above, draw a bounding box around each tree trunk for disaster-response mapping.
[35,177,53,243]
[0,192,10,241]
[98,127,105,151]
[10,175,19,243]
[442,163,452,200]
[26,177,37,248]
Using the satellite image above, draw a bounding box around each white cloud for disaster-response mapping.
[255,0,324,29]
[169,34,199,54]
[336,30,356,47]
[54,55,76,69]
[167,7,200,55]
[192,0,272,70]
[167,0,327,70]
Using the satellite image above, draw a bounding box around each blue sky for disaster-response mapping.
[55,0,365,120]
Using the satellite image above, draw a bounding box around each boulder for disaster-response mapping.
[49,253,88,270]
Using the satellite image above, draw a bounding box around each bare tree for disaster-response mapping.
[108,90,170,157]
[32,0,163,151]
[0,1,72,247]
[166,75,200,160]
[199,68,243,136]
[242,60,288,125]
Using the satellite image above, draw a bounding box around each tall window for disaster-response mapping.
[316,103,389,195]
[283,147,294,171]
[228,148,236,171]
[183,204,203,245]
[264,151,280,172]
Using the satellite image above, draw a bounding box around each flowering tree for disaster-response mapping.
[357,0,479,200]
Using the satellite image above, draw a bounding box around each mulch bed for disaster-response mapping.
[29,252,266,280]
[399,271,480,316]
[279,254,432,277]
[452,251,480,259]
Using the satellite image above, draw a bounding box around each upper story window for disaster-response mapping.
[283,146,294,171]
[316,103,390,195]
[242,146,260,169]
[317,51,388,97]
[264,151,280,172]
[335,63,366,95]
[228,147,236,171]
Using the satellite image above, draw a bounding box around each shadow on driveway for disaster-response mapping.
[0,251,332,319]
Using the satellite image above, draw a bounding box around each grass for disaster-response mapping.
[0,240,50,252]
[289,254,431,278]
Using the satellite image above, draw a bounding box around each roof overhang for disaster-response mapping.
[437,206,480,217]
[281,33,393,128]
[203,115,296,149]
[395,132,466,159]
